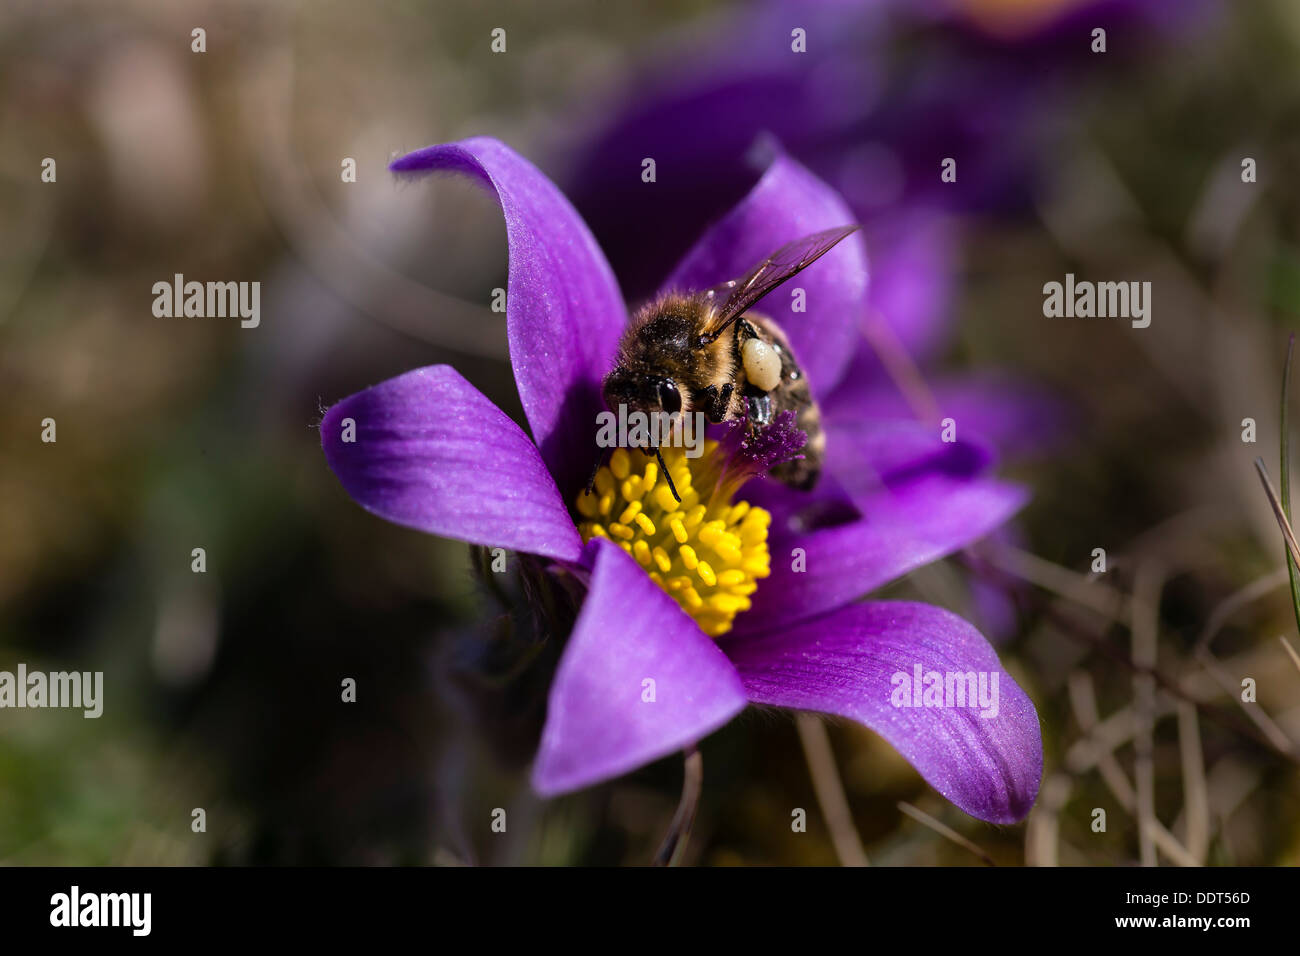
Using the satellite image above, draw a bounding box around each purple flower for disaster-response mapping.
[320,136,1042,823]
[563,0,1218,295]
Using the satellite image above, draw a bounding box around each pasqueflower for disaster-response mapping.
[320,136,1041,822]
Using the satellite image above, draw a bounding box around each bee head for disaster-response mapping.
[602,366,683,422]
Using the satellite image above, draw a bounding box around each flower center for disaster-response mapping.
[575,443,771,637]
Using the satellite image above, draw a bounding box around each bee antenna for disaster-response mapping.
[654,446,681,503]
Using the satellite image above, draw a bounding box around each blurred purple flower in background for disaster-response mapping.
[565,0,1215,291]
[319,137,1042,822]
[560,0,1212,457]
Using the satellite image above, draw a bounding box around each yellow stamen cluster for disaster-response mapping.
[576,443,771,637]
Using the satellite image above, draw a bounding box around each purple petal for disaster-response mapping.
[864,212,956,363]
[722,601,1042,823]
[923,378,1074,458]
[824,371,1074,460]
[390,138,625,495]
[741,467,863,534]
[822,418,997,505]
[737,423,1027,630]
[661,149,868,393]
[815,336,891,416]
[740,417,987,531]
[532,538,747,796]
[320,365,583,562]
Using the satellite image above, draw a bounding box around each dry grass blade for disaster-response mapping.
[1148,820,1201,867]
[1193,567,1290,654]
[1066,673,1138,810]
[984,543,1129,619]
[1025,774,1072,868]
[1132,561,1162,867]
[1253,459,1300,573]
[897,801,995,866]
[1281,635,1300,677]
[1177,701,1210,864]
[1280,333,1300,638]
[1194,646,1297,755]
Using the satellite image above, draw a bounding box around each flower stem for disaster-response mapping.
[652,746,702,866]
[796,713,869,866]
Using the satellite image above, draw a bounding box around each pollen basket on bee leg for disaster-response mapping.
[742,337,783,392]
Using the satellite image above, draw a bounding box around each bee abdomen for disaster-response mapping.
[739,313,823,490]
[766,390,823,490]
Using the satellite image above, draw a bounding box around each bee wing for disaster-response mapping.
[699,225,859,342]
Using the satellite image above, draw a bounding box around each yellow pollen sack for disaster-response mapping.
[576,443,771,637]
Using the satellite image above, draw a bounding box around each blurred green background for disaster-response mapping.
[2,0,1300,865]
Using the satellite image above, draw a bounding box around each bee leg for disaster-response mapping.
[654,446,681,502]
[698,383,734,423]
[585,446,611,496]
[697,384,719,421]
[716,383,734,419]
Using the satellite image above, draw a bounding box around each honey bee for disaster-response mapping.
[601,225,859,498]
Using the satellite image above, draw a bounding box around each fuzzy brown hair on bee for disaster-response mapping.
[599,225,858,497]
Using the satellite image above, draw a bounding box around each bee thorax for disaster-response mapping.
[742,337,782,392]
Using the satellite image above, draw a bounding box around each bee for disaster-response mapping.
[601,225,859,498]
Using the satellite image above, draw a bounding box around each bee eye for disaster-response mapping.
[657,379,681,414]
